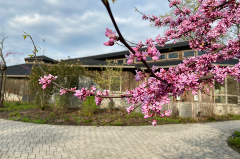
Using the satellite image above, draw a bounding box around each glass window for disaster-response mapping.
[228,96,238,104]
[107,60,114,64]
[215,96,225,103]
[198,50,206,56]
[159,54,166,60]
[117,60,123,65]
[146,56,152,61]
[168,53,178,59]
[28,60,34,62]
[125,59,128,63]
[198,49,210,56]
[184,51,195,57]
[215,80,225,94]
[227,78,237,95]
[110,76,121,91]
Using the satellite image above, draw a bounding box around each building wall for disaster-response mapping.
[4,69,240,117]
[4,77,33,103]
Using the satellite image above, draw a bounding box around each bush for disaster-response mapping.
[52,95,67,115]
[108,100,115,113]
[14,102,21,106]
[81,96,98,116]
[29,59,87,111]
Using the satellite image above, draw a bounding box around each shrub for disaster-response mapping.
[108,100,115,113]
[14,102,21,106]
[81,96,98,116]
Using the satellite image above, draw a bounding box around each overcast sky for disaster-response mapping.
[0,0,177,66]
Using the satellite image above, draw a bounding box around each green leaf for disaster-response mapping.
[22,35,27,40]
[28,55,34,57]
[194,5,200,11]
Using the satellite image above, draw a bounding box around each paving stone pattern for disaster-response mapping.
[0,119,240,159]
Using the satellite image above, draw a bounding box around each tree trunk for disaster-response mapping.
[0,70,6,107]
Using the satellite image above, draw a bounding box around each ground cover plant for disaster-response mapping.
[1,101,240,126]
[227,131,240,154]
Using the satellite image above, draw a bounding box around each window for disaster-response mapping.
[117,59,123,65]
[168,53,178,59]
[197,49,209,56]
[108,60,114,64]
[146,56,152,61]
[159,54,166,60]
[214,79,226,103]
[110,76,121,91]
[197,50,206,56]
[214,76,239,104]
[184,51,195,57]
[227,77,238,104]
[28,60,34,62]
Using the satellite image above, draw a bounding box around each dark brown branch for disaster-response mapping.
[101,0,168,84]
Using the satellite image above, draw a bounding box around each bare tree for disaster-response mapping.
[0,26,23,107]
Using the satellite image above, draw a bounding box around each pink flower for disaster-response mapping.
[103,38,115,46]
[125,53,135,64]
[142,52,148,61]
[152,119,157,126]
[103,28,118,46]
[135,69,143,81]
[152,65,158,72]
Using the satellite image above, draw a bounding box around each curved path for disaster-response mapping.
[0,119,240,159]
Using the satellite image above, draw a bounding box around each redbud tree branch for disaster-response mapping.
[25,0,239,100]
[101,0,169,84]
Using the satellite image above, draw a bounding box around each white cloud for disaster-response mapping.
[0,0,188,66]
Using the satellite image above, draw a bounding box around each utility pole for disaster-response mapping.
[43,37,47,56]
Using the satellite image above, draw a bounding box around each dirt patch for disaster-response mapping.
[0,106,239,126]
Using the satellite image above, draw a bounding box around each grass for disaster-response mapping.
[1,101,36,111]
[22,117,31,122]
[227,131,240,154]
[83,119,93,123]
[32,119,47,124]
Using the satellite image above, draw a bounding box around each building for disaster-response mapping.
[3,41,240,118]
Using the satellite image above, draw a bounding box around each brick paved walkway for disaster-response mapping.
[0,119,240,159]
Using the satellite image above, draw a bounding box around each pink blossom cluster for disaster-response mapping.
[38,74,58,89]
[95,89,112,105]
[124,39,161,64]
[73,86,96,102]
[60,87,77,95]
[135,69,147,81]
[103,28,119,46]
[169,0,181,8]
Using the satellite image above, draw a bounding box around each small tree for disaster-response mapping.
[29,58,87,111]
[88,60,128,91]
[87,60,129,112]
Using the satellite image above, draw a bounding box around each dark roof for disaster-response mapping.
[65,41,190,61]
[133,59,240,72]
[3,40,239,76]
[67,58,129,66]
[1,64,34,76]
[24,55,56,63]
